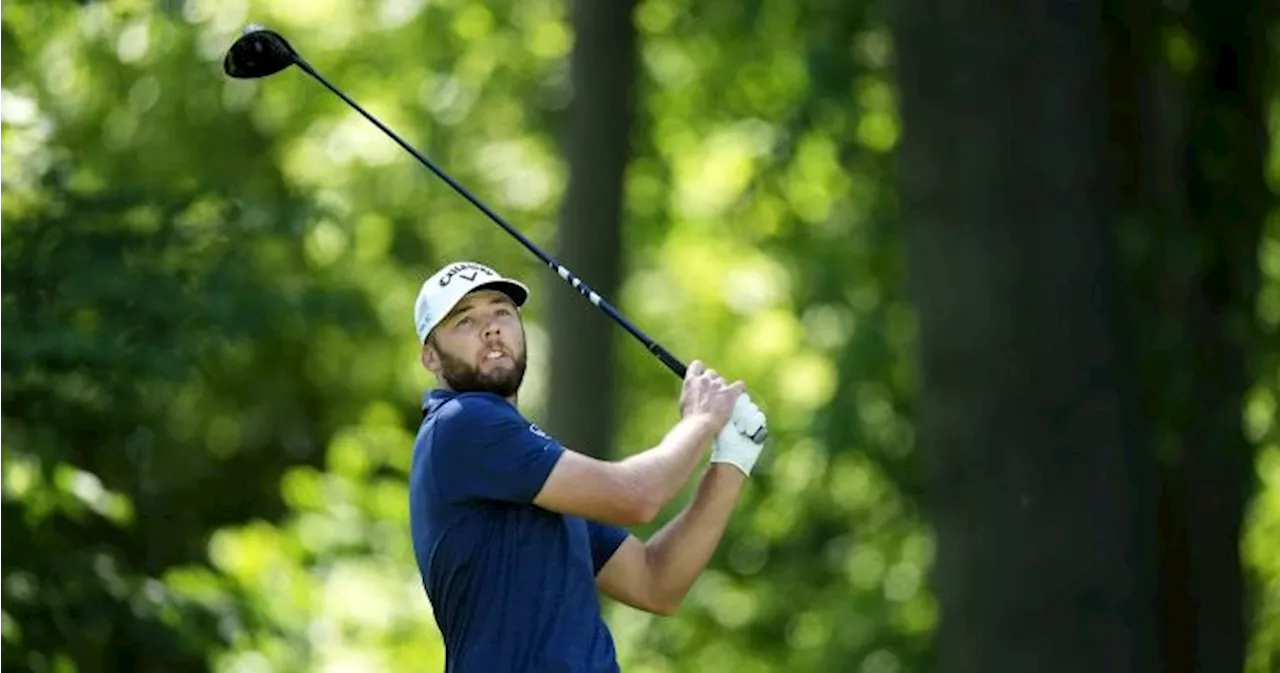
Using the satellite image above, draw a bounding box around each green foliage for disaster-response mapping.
[1244,211,1280,673]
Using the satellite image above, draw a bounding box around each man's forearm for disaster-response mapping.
[618,415,720,513]
[643,463,747,611]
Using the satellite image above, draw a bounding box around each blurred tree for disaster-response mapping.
[1,4,379,670]
[891,3,1156,671]
[0,164,376,672]
[545,0,639,458]
[892,0,1276,672]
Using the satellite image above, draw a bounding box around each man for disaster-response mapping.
[408,260,768,673]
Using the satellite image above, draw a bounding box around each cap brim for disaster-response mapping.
[470,279,529,307]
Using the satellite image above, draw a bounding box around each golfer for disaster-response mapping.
[408,260,768,673]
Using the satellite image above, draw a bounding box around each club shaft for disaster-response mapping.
[293,59,688,379]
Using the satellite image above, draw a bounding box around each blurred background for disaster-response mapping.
[1,0,1276,672]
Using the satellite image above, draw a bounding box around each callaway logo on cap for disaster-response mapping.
[414,261,530,342]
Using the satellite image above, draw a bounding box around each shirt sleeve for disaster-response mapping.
[431,394,565,504]
[586,519,630,575]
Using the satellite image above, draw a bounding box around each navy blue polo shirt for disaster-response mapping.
[409,389,629,673]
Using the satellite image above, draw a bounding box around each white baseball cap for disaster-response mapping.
[413,261,530,342]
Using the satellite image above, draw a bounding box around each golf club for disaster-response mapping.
[222,24,766,443]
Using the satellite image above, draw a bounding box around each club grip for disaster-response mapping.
[649,343,687,378]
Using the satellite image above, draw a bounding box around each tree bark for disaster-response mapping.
[545,0,638,458]
[891,2,1158,671]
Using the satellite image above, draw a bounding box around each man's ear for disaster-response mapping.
[420,339,441,374]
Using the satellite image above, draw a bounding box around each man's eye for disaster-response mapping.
[496,308,512,316]
[457,317,473,327]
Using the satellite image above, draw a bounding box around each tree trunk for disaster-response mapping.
[890,2,1159,671]
[545,0,638,458]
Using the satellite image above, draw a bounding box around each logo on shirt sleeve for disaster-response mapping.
[529,423,551,440]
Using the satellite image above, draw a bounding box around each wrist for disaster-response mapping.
[680,412,724,437]
[706,461,749,485]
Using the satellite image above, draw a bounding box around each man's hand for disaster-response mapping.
[710,420,767,477]
[681,361,768,476]
[679,361,744,431]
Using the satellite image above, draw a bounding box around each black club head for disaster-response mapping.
[223,25,299,79]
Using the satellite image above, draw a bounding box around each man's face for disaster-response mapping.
[423,289,527,398]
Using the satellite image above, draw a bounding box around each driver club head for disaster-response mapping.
[223,25,299,79]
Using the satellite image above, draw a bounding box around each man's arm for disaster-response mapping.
[532,413,721,526]
[595,463,746,615]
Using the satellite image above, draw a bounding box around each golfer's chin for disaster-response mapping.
[478,365,522,393]
[479,356,514,374]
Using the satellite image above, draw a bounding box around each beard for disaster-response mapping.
[436,345,527,398]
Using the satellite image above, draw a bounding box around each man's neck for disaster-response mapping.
[437,382,518,407]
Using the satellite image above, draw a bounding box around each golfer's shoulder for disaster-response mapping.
[431,392,519,432]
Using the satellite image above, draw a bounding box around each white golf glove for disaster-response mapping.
[711,393,768,477]
[730,393,767,442]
